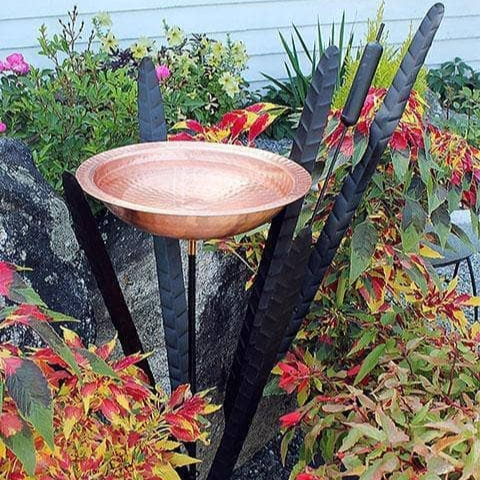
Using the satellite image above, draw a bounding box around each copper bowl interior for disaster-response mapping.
[76,142,311,239]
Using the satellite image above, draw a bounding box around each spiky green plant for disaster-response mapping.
[333,3,428,108]
[262,13,355,109]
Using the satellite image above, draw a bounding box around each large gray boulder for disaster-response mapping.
[0,138,95,345]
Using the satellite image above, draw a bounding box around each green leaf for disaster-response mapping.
[1,423,36,475]
[431,204,451,248]
[29,318,81,378]
[392,151,410,182]
[401,224,422,253]
[348,329,376,357]
[5,357,54,449]
[280,429,294,466]
[345,422,386,442]
[76,348,119,379]
[354,344,386,385]
[349,220,377,284]
[339,428,362,452]
[447,187,461,212]
[352,136,368,168]
[428,185,447,215]
[402,199,427,233]
[7,272,46,307]
[460,438,480,480]
[360,453,399,480]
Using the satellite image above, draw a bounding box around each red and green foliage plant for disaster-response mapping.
[219,85,480,479]
[168,102,287,146]
[0,262,217,479]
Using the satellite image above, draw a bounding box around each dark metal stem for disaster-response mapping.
[308,126,347,227]
[188,240,197,393]
[187,240,197,480]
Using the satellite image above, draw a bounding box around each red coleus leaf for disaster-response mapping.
[100,398,120,421]
[127,432,142,448]
[185,120,204,133]
[248,113,269,145]
[177,395,207,419]
[3,356,23,376]
[230,114,248,141]
[113,353,145,372]
[0,261,15,297]
[245,103,265,113]
[165,412,197,442]
[2,304,49,328]
[280,410,303,429]
[218,110,244,129]
[122,378,150,401]
[168,132,196,142]
[169,384,191,408]
[0,412,23,438]
[297,470,321,480]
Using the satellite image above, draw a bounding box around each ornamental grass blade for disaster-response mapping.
[223,47,339,419]
[138,57,189,389]
[278,3,445,360]
[207,229,312,480]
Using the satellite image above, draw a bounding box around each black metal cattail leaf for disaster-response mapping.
[153,237,189,387]
[278,3,445,360]
[207,229,312,480]
[138,57,167,142]
[62,172,155,385]
[138,57,189,389]
[223,47,339,418]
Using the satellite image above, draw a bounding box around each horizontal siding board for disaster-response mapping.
[0,1,479,87]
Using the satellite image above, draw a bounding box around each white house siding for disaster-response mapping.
[0,0,479,89]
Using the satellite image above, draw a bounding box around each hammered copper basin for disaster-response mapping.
[76,141,311,240]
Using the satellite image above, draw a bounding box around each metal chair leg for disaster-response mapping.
[453,261,460,279]
[466,256,478,322]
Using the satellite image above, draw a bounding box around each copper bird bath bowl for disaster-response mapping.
[77,141,311,240]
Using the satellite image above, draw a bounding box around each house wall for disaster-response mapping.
[1,0,479,89]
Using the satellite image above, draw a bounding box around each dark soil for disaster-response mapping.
[232,433,302,480]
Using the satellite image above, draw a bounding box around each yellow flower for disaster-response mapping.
[231,41,248,68]
[218,72,240,98]
[130,37,152,60]
[209,41,225,65]
[100,31,118,53]
[93,11,112,28]
[177,53,194,76]
[137,36,155,50]
[166,25,185,47]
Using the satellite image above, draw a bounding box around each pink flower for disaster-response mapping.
[5,53,30,75]
[155,64,171,82]
[0,61,7,73]
[0,122,6,134]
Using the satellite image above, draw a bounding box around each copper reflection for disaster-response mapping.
[76,141,311,240]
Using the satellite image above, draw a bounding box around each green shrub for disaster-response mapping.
[0,8,249,191]
[428,57,480,115]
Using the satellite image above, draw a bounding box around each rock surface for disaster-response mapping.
[0,138,95,345]
[93,212,294,475]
